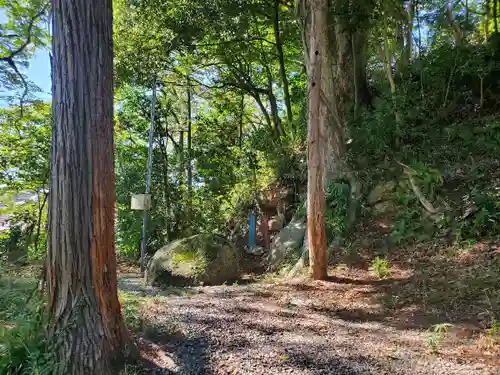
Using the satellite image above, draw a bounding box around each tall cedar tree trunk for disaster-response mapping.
[301,0,370,181]
[273,0,293,125]
[47,0,132,373]
[306,0,328,280]
[299,0,369,276]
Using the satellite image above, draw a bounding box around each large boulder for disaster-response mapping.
[146,234,241,286]
[267,215,306,271]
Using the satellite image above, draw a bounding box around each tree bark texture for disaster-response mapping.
[187,79,192,204]
[300,0,371,181]
[306,0,328,280]
[47,0,132,373]
[298,0,368,277]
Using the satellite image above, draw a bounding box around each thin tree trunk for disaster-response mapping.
[179,130,184,190]
[382,18,402,127]
[383,40,397,95]
[494,0,498,33]
[307,0,328,281]
[252,92,273,130]
[47,0,133,373]
[273,0,293,126]
[350,30,372,116]
[34,191,48,255]
[395,21,405,78]
[465,0,469,25]
[417,0,423,55]
[405,1,414,67]
[486,0,491,41]
[266,66,284,138]
[447,1,463,44]
[416,0,425,96]
[239,93,244,148]
[160,132,170,242]
[186,78,192,205]
[352,36,359,118]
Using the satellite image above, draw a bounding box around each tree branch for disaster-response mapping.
[169,109,182,127]
[0,3,49,116]
[0,32,21,39]
[186,37,276,48]
[0,3,48,61]
[397,161,440,214]
[167,133,180,149]
[406,172,439,214]
[4,57,29,115]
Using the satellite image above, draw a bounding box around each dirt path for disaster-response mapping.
[118,273,499,375]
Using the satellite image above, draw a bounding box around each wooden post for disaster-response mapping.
[140,80,157,273]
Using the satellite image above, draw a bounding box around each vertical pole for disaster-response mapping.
[186,77,192,205]
[140,80,157,274]
[249,211,256,249]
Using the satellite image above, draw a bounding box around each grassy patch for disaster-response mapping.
[425,323,454,354]
[0,276,48,375]
[119,291,180,341]
[119,364,147,375]
[370,256,391,279]
[119,292,148,333]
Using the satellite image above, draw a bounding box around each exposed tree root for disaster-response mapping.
[397,161,440,214]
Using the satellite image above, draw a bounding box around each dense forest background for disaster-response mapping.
[0,0,499,374]
[4,0,500,256]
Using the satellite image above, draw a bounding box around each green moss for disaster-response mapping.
[171,248,200,265]
[148,234,241,286]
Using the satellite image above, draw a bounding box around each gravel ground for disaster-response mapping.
[118,274,499,375]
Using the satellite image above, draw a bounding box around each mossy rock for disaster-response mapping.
[145,234,241,287]
[367,181,397,205]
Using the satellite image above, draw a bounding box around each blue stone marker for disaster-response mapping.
[249,211,256,249]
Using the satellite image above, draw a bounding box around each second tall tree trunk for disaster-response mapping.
[306,0,329,280]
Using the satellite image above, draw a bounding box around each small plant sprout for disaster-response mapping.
[426,323,453,354]
[370,256,391,279]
